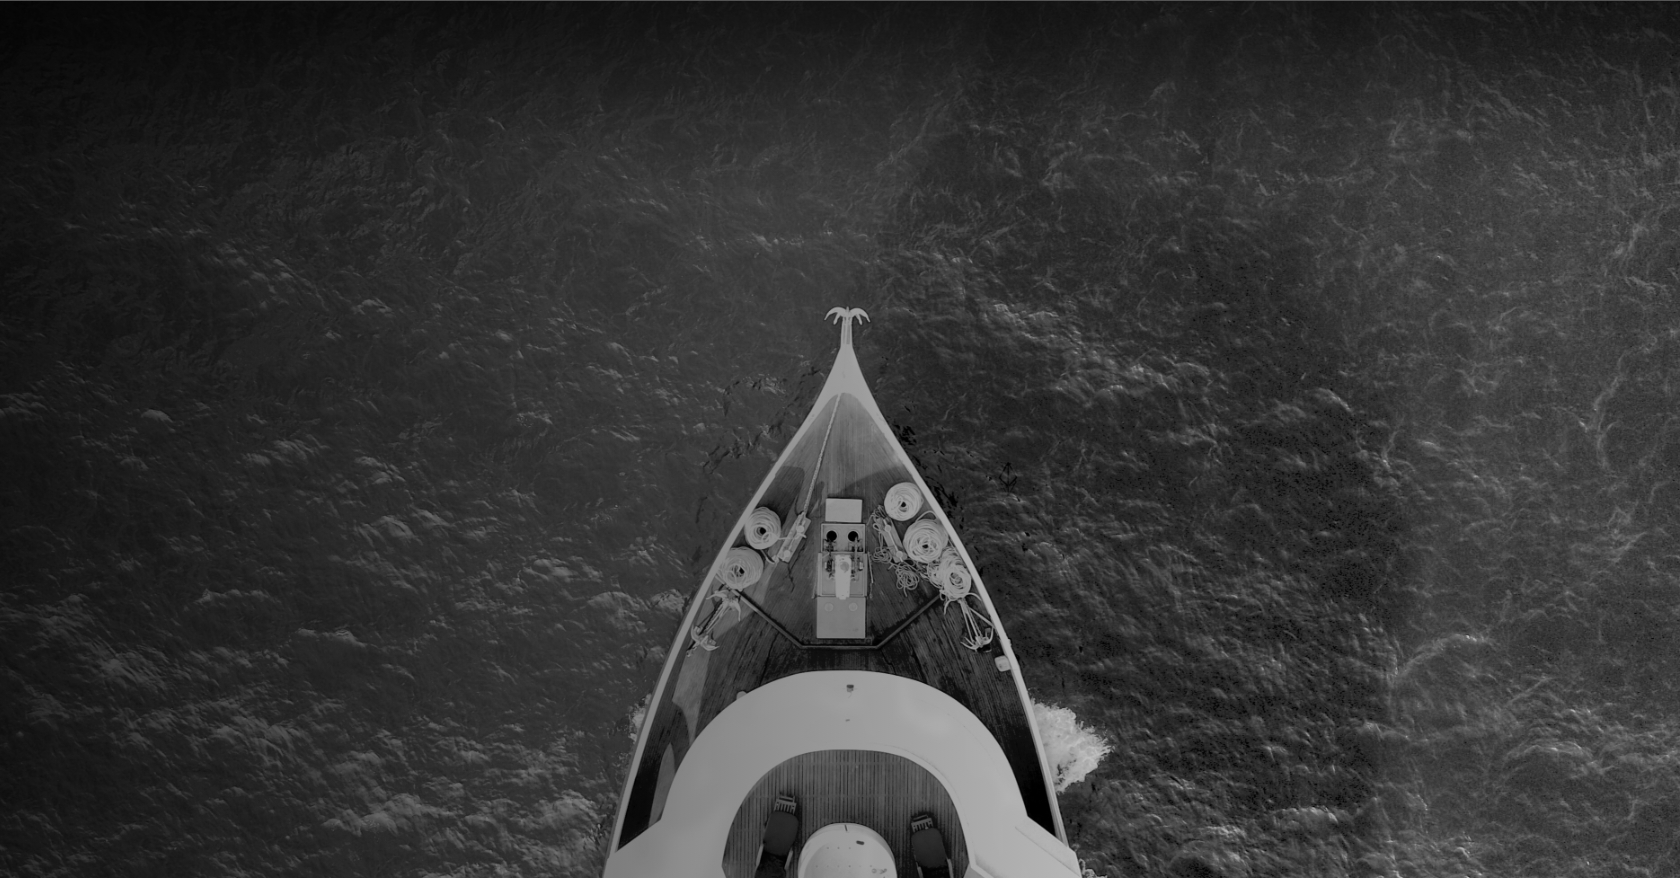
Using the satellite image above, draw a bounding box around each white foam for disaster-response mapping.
[1032,701,1111,793]
[627,694,650,741]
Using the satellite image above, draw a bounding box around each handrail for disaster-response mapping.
[734,590,944,652]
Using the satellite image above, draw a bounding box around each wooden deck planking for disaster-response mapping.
[821,393,907,501]
[720,750,967,878]
[756,394,839,534]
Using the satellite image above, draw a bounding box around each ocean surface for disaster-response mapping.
[5,7,1680,878]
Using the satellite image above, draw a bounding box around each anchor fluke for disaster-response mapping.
[826,307,870,349]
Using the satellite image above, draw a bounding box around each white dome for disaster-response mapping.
[797,822,895,878]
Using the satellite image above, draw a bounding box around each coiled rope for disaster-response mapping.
[930,546,993,650]
[926,545,992,650]
[903,517,948,564]
[931,548,972,600]
[745,507,782,550]
[692,546,763,651]
[719,546,765,590]
[857,503,1001,651]
[885,482,923,521]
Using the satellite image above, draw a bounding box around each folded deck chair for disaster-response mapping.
[754,793,800,878]
[910,812,952,878]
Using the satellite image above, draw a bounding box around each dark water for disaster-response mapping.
[5,6,1680,878]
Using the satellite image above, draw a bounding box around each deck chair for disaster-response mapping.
[754,793,800,878]
[910,812,952,878]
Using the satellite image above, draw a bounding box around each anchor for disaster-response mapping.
[826,306,869,348]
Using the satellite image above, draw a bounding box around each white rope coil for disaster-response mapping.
[925,543,989,650]
[903,518,948,564]
[745,507,782,550]
[932,548,973,600]
[885,482,923,521]
[720,546,765,589]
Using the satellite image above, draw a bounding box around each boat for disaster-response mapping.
[603,308,1083,878]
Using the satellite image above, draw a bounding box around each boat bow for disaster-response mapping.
[604,308,1078,878]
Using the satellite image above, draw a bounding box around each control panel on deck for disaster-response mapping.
[816,498,868,638]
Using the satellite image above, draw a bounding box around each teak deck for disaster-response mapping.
[722,750,968,878]
[614,315,1059,871]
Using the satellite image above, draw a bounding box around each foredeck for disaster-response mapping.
[722,749,967,878]
[617,391,1056,848]
[609,311,1068,875]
